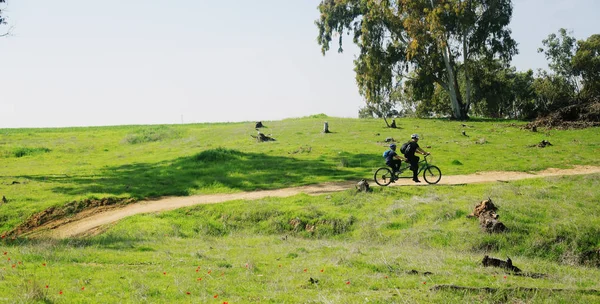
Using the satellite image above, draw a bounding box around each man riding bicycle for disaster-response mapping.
[404,134,430,183]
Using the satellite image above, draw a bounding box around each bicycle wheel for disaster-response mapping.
[374,167,393,186]
[423,166,442,184]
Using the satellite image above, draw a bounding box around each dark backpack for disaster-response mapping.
[382,150,392,158]
[400,142,410,155]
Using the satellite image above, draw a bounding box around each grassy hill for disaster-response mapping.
[0,116,599,302]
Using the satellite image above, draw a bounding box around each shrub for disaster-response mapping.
[194,148,243,162]
[11,147,51,158]
[122,126,183,144]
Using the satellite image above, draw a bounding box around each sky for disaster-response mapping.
[0,0,599,129]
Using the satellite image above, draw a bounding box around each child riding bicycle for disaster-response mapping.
[383,143,404,181]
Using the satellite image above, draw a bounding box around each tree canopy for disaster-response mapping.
[0,0,7,37]
[573,34,600,98]
[316,0,517,120]
[538,28,580,92]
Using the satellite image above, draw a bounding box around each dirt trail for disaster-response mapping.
[28,166,600,239]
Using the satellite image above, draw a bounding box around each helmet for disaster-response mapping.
[389,143,397,149]
[411,134,419,139]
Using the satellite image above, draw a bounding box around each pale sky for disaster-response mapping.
[0,0,598,128]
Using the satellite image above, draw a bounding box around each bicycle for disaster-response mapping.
[374,155,442,186]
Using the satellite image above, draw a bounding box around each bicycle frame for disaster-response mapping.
[394,155,433,178]
[374,155,441,186]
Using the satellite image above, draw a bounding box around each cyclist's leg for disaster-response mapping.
[387,160,401,173]
[387,160,401,181]
[393,160,402,173]
[410,156,420,182]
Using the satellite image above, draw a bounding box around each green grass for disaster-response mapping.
[0,116,599,302]
[1,174,599,302]
[0,117,598,233]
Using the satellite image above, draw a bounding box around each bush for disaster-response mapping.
[11,147,51,158]
[122,126,183,144]
[194,148,242,162]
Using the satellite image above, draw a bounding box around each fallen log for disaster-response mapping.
[431,285,600,295]
[482,255,521,273]
[251,129,275,142]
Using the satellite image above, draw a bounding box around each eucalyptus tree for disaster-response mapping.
[316,0,517,120]
[469,60,535,119]
[0,0,7,37]
[572,34,600,98]
[537,30,600,105]
[538,28,580,93]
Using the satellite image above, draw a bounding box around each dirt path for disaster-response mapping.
[29,166,600,239]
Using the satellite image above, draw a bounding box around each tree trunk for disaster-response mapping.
[382,116,390,128]
[441,39,467,120]
[463,28,472,115]
[442,50,465,120]
[429,0,467,120]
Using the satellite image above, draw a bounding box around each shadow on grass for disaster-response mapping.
[3,235,149,250]
[19,148,374,199]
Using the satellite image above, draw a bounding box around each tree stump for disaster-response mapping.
[323,121,331,133]
[468,198,497,218]
[356,179,371,192]
[479,211,507,233]
[390,119,397,128]
[468,198,507,233]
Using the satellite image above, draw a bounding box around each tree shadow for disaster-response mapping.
[4,235,154,251]
[19,148,369,199]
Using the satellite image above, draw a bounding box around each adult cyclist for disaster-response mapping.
[404,134,430,183]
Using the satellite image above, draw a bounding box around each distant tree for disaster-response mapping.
[538,28,580,93]
[410,83,453,118]
[531,71,573,115]
[0,0,7,37]
[316,0,517,120]
[572,34,600,99]
[469,59,513,117]
[511,70,536,119]
[464,58,535,119]
[357,86,401,127]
